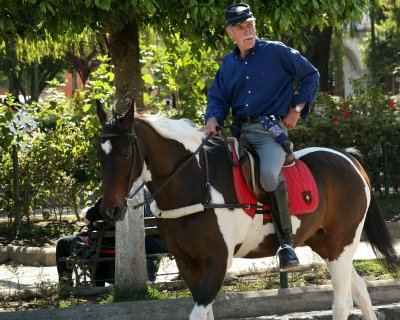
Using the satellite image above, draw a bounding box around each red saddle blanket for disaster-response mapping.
[231,150,319,219]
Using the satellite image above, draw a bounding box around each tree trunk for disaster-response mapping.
[369,0,377,80]
[304,26,333,93]
[32,60,40,102]
[72,69,78,94]
[332,27,344,97]
[12,145,21,232]
[115,180,147,296]
[108,19,144,114]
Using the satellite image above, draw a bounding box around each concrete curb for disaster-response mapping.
[230,303,400,319]
[1,222,398,267]
[0,222,398,267]
[1,279,399,320]
[0,245,56,266]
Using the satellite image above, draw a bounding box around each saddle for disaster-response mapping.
[227,137,319,218]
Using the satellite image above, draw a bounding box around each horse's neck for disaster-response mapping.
[137,122,207,209]
[136,122,186,180]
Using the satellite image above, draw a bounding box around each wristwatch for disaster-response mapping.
[294,105,303,113]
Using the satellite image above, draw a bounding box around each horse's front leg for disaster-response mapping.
[176,255,227,320]
[190,302,215,320]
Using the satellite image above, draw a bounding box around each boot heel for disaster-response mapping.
[277,245,299,271]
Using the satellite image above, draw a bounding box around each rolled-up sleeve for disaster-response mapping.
[279,45,320,119]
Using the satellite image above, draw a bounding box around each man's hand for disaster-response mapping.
[282,108,301,130]
[283,102,305,130]
[204,117,221,136]
[81,226,90,233]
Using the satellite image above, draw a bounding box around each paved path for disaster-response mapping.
[1,240,399,292]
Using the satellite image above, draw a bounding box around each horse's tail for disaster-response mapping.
[363,190,399,274]
[344,148,399,274]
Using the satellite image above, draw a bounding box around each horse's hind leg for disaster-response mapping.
[351,266,377,319]
[328,258,377,320]
[327,257,353,320]
[326,229,379,320]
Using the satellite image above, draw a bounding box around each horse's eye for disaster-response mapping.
[121,151,131,158]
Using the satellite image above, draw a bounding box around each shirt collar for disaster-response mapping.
[232,37,260,61]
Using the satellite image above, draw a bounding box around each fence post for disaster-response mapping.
[115,180,147,297]
[383,137,390,197]
[280,271,288,288]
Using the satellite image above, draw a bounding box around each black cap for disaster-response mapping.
[225,3,255,26]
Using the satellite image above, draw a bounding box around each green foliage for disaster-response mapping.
[377,197,400,218]
[0,0,368,50]
[0,74,107,221]
[0,220,79,245]
[85,55,115,107]
[0,0,370,116]
[291,78,400,195]
[141,35,220,124]
[252,0,368,49]
[365,0,400,75]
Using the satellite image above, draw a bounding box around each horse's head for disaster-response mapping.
[96,100,143,221]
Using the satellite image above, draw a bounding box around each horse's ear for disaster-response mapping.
[121,100,135,130]
[96,100,108,126]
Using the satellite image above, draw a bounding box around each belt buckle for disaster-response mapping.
[241,117,251,125]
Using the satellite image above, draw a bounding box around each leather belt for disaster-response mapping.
[240,117,261,124]
[240,115,281,124]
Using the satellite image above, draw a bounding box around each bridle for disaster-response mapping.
[100,130,144,199]
[100,126,265,215]
[100,127,213,209]
[128,132,213,209]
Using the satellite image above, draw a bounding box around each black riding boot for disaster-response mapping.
[267,180,299,271]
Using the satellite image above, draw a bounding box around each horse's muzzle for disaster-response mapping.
[101,205,127,221]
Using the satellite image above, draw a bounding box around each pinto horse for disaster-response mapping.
[96,102,398,320]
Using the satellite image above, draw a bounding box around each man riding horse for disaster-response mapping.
[204,3,320,271]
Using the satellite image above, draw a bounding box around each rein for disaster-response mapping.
[107,126,265,216]
[203,129,266,212]
[129,132,213,209]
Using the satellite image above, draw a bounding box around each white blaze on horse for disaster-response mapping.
[96,101,398,320]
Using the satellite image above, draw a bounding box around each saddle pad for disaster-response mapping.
[230,142,267,218]
[230,142,319,219]
[282,160,319,215]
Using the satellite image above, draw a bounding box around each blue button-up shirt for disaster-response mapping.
[205,39,319,126]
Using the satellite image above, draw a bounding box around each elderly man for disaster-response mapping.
[204,3,319,270]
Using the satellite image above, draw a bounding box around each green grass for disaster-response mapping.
[219,258,398,294]
[353,259,397,280]
[100,286,170,304]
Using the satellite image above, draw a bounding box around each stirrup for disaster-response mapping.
[276,244,296,255]
[276,244,300,271]
[283,153,295,167]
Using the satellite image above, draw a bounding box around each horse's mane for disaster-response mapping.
[138,114,205,153]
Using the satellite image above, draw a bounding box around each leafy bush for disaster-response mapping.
[291,79,400,197]
[0,78,104,223]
